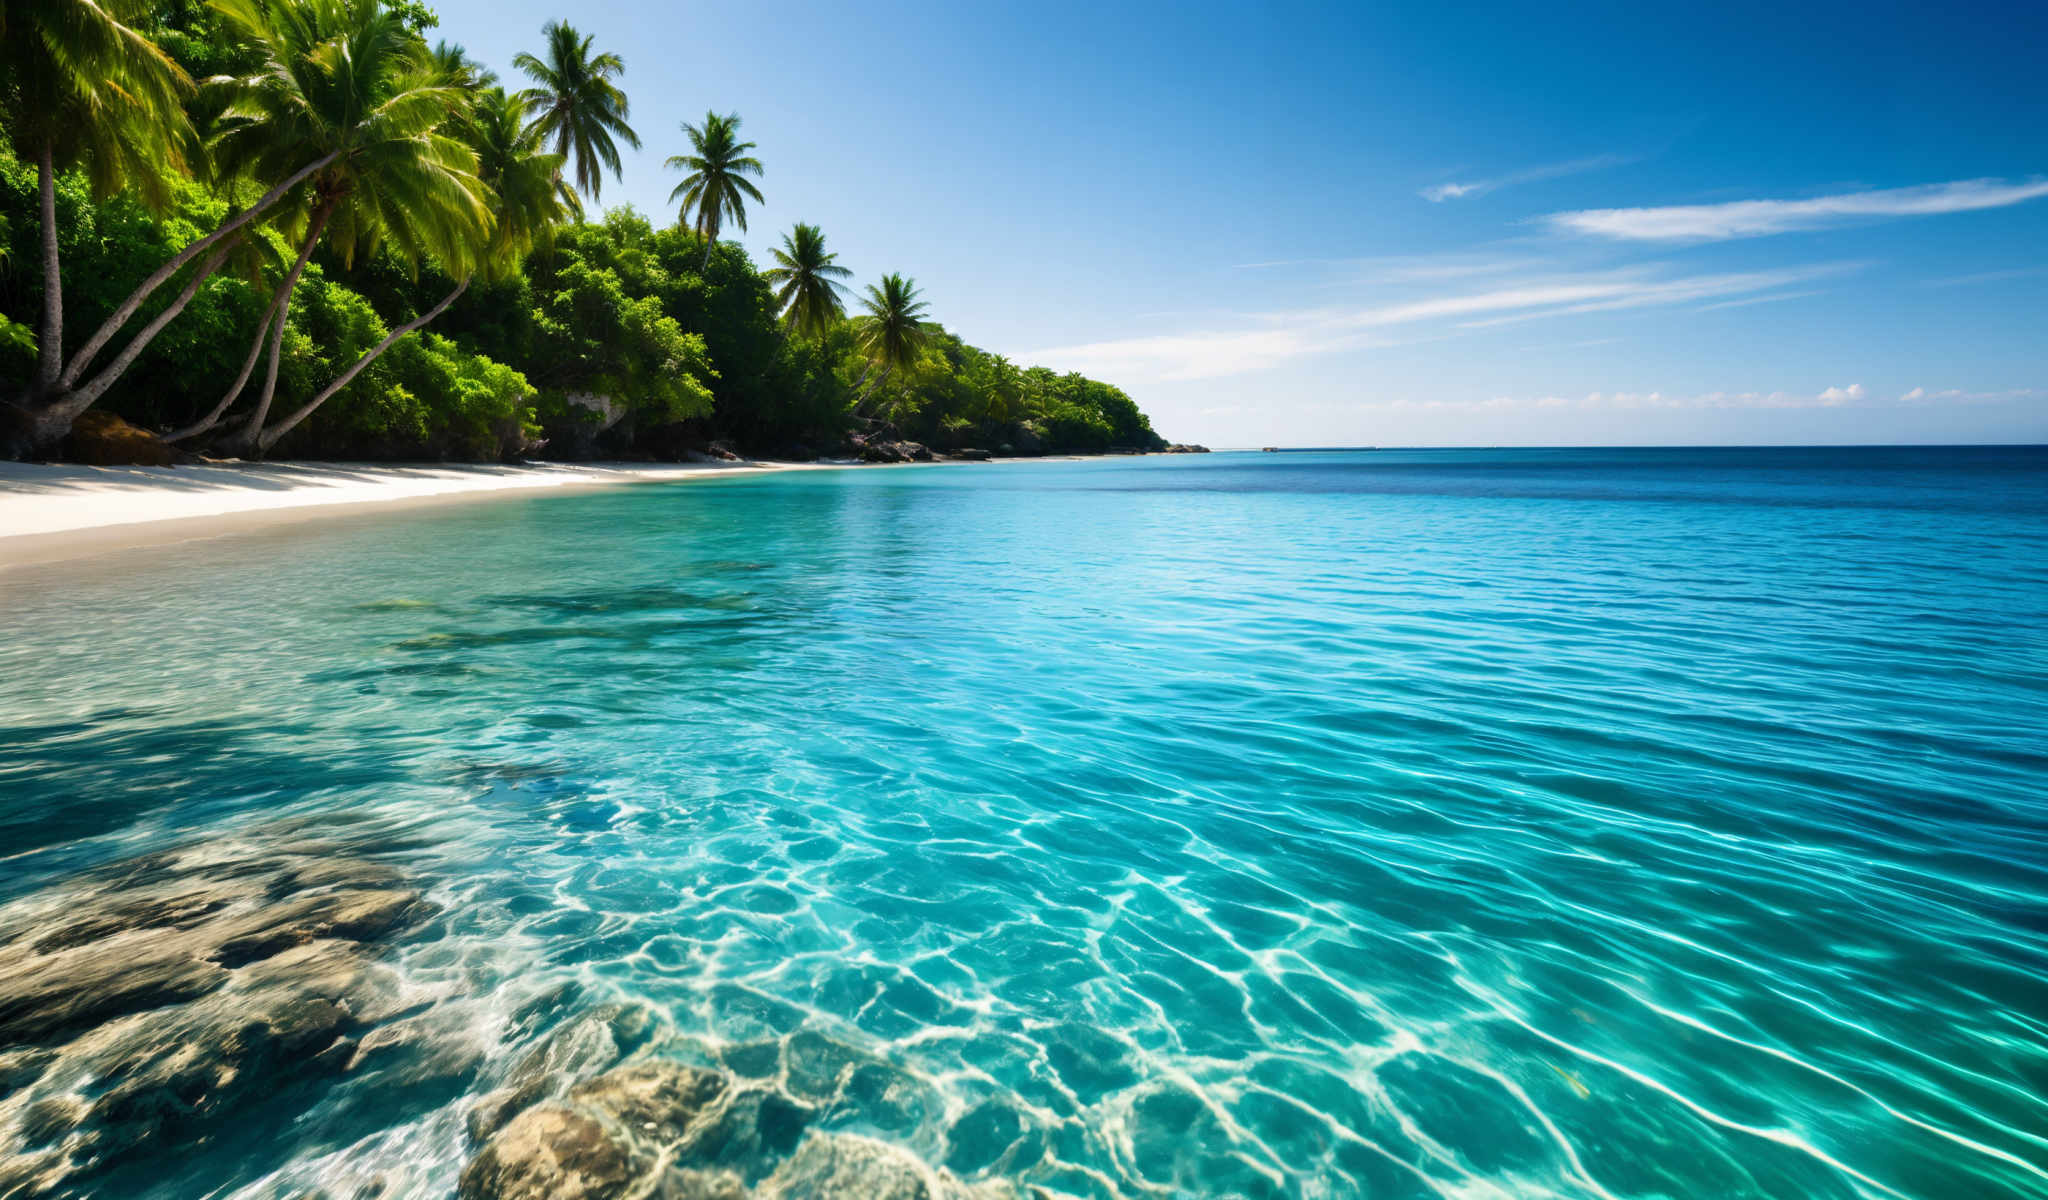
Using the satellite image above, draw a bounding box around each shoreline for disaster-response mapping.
[0,458,855,567]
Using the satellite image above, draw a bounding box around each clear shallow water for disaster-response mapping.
[4,447,2047,1199]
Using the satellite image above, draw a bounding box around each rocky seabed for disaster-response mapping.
[0,832,1040,1200]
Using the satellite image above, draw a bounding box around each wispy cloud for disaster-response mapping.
[1329,386,1875,413]
[1549,178,2048,242]
[1520,337,1620,351]
[1922,266,2047,288]
[1452,264,1856,328]
[1694,289,1828,312]
[1026,262,1857,381]
[1420,155,1629,203]
[1898,386,2048,405]
[1361,384,2048,414]
[1023,327,1392,382]
[1232,253,1545,280]
[1230,257,1337,271]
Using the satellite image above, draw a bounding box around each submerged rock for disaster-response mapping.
[0,835,433,1196]
[762,1132,933,1200]
[783,1029,868,1103]
[468,1076,559,1147]
[943,1100,1031,1175]
[761,1132,1025,1200]
[457,1022,1045,1200]
[569,1061,728,1144]
[680,1088,815,1182]
[461,1060,765,1200]
[457,1106,639,1200]
[465,1000,665,1145]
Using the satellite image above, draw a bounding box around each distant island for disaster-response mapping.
[0,3,1176,468]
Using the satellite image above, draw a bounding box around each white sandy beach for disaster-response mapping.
[0,459,828,564]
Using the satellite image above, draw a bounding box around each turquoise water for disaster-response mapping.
[4,447,2047,1198]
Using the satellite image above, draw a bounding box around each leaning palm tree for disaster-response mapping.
[853,273,930,407]
[514,20,638,201]
[0,0,191,449]
[201,0,490,456]
[248,86,574,454]
[763,223,850,339]
[664,111,762,268]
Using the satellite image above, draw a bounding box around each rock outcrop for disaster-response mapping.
[59,410,182,466]
[855,438,934,464]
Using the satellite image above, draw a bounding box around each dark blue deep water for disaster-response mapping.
[3,447,2046,1197]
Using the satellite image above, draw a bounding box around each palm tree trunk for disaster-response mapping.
[856,363,892,409]
[33,143,61,403]
[56,151,340,393]
[234,202,334,453]
[27,241,240,448]
[166,284,288,443]
[255,278,469,454]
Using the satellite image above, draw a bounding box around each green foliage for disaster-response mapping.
[207,0,489,276]
[0,3,1167,461]
[301,332,533,458]
[0,0,195,207]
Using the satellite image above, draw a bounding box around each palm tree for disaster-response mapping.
[513,21,637,201]
[853,273,930,408]
[763,223,850,339]
[250,86,574,454]
[431,40,497,93]
[0,0,190,448]
[202,0,489,455]
[664,111,762,268]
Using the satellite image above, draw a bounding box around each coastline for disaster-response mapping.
[0,459,846,567]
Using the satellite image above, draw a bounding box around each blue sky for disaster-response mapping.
[432,0,2047,446]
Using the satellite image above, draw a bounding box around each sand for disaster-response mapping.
[0,459,835,566]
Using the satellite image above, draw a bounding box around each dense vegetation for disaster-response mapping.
[0,0,1168,461]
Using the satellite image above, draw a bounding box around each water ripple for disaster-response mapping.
[2,448,2045,1198]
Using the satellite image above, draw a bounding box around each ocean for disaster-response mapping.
[3,447,2045,1198]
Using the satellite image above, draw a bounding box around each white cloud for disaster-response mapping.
[1897,386,2047,405]
[1024,262,1858,381]
[1420,155,1628,203]
[1548,178,2048,242]
[1026,327,1386,382]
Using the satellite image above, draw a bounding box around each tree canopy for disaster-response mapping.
[0,0,1169,462]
